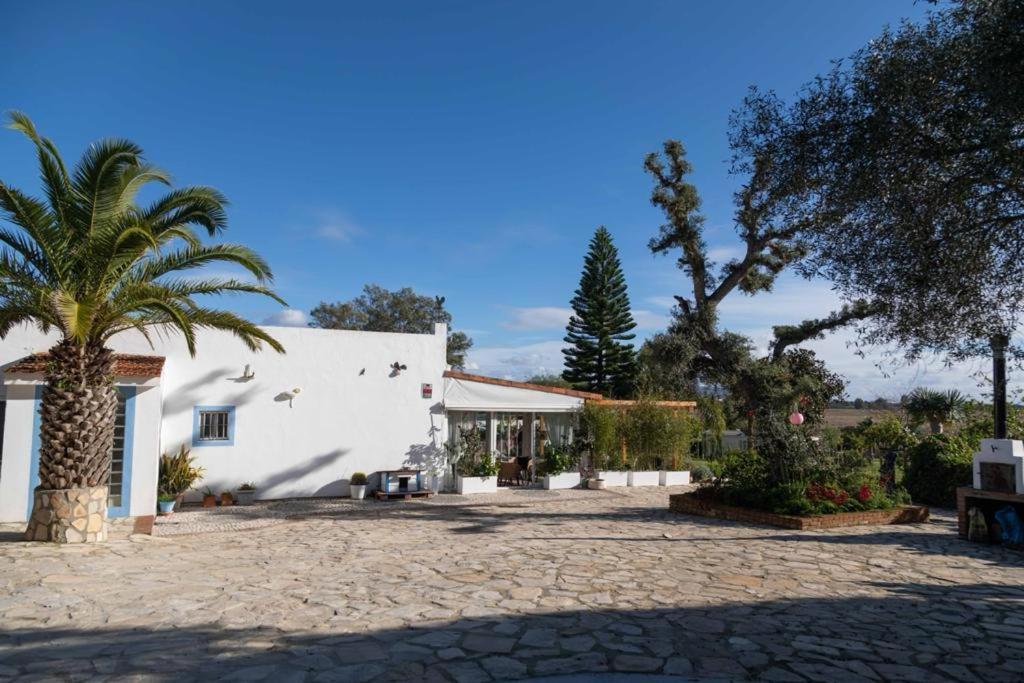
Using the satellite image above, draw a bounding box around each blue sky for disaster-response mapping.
[5,1,976,398]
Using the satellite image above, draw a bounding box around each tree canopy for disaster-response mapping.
[732,0,1024,362]
[0,113,283,500]
[639,140,855,420]
[310,284,473,368]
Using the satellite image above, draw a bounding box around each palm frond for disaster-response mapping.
[141,186,229,237]
[0,184,60,280]
[130,243,274,284]
[1,115,283,356]
[70,137,144,237]
[7,112,74,233]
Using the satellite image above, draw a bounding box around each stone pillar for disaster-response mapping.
[24,486,108,543]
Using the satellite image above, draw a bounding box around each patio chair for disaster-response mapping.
[516,456,534,486]
[498,459,519,486]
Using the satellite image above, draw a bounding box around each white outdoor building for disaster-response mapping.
[0,322,593,524]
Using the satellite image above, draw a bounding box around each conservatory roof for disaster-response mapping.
[443,371,600,412]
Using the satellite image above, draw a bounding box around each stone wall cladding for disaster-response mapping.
[24,486,109,543]
[669,492,929,529]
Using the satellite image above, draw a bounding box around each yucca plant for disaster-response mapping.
[158,446,204,496]
[0,113,284,541]
[903,388,968,435]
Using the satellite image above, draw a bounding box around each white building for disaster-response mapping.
[0,323,592,524]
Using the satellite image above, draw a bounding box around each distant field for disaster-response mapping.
[824,407,902,428]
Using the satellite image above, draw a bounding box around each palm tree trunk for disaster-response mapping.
[25,340,117,543]
[929,420,943,435]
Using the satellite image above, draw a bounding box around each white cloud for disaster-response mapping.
[312,210,363,243]
[500,307,572,330]
[500,306,666,332]
[467,340,567,379]
[707,245,744,262]
[632,309,669,330]
[262,309,308,327]
[646,295,678,310]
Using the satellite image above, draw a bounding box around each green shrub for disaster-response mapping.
[467,451,498,477]
[903,434,973,507]
[618,399,700,470]
[158,445,204,496]
[350,472,368,486]
[540,447,576,476]
[578,403,620,470]
[690,461,714,482]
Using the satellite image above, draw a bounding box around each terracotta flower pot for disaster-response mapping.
[202,495,216,508]
[220,492,234,506]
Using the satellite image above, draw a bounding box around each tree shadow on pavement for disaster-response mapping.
[0,583,1021,681]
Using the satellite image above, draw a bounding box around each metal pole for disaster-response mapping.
[992,334,1009,439]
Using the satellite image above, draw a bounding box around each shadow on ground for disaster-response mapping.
[1,584,1022,681]
[272,496,1024,566]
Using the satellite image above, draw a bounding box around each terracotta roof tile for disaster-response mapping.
[4,352,165,378]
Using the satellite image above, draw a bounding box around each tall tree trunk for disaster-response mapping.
[929,420,943,435]
[38,340,117,488]
[25,340,117,542]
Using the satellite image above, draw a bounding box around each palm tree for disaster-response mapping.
[0,112,285,542]
[903,388,968,435]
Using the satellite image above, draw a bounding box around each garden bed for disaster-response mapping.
[669,491,929,530]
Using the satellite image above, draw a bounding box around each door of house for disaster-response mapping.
[27,385,136,519]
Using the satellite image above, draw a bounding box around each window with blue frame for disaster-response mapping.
[192,405,236,446]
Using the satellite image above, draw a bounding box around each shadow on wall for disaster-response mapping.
[231,448,351,499]
[0,584,1017,679]
[161,367,264,421]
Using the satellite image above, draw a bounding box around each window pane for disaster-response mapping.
[199,411,230,440]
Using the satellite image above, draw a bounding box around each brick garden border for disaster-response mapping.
[669,492,929,530]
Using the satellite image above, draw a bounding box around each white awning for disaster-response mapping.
[443,377,585,412]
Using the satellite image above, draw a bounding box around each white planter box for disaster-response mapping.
[456,475,498,494]
[234,490,257,505]
[659,470,691,486]
[349,484,367,500]
[596,471,629,487]
[628,471,661,487]
[543,472,581,490]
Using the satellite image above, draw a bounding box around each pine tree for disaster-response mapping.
[562,227,637,396]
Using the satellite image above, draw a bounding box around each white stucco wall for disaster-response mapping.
[0,322,448,521]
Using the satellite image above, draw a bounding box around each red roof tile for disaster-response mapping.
[4,353,165,378]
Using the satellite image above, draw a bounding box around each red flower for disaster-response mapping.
[858,485,872,502]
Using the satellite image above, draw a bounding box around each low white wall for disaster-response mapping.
[0,322,448,521]
[0,384,37,522]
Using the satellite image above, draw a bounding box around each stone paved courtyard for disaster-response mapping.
[2,487,1024,682]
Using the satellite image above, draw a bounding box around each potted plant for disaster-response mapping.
[158,445,205,507]
[659,452,692,486]
[450,426,500,494]
[201,487,217,507]
[350,472,368,500]
[220,490,234,506]
[456,452,499,494]
[157,493,176,516]
[541,447,581,490]
[235,482,257,506]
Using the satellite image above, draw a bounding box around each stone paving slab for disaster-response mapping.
[1,487,1023,681]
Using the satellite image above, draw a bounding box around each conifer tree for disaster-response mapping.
[562,227,637,396]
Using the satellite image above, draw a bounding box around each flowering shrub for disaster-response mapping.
[703,411,912,515]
